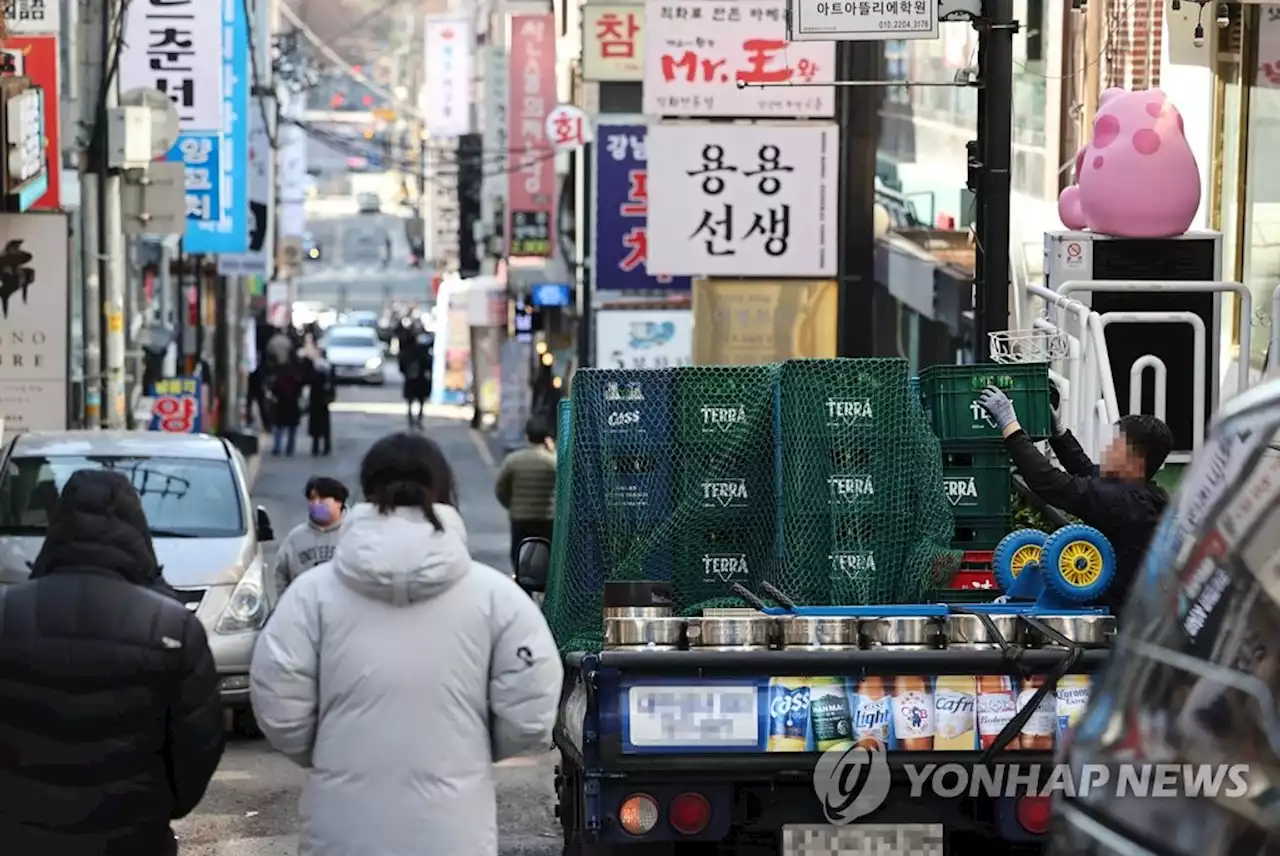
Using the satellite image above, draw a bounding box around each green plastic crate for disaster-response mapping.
[676,454,775,520]
[940,441,1013,518]
[777,358,913,440]
[919,362,1052,441]
[673,365,777,446]
[950,515,1014,551]
[780,440,912,515]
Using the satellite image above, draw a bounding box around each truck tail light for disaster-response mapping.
[1016,795,1052,834]
[618,793,659,835]
[669,792,712,835]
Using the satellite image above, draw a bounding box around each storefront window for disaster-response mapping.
[1243,4,1280,368]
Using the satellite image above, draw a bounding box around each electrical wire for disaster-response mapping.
[88,0,133,158]
[241,0,281,150]
[289,117,549,169]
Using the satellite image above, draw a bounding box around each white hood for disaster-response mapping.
[331,502,470,605]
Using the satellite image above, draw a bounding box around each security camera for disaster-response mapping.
[1193,21,1206,46]
[1217,2,1230,27]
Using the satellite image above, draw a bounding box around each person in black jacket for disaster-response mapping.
[977,386,1172,611]
[0,469,225,856]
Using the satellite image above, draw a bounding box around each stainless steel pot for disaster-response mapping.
[604,605,674,621]
[945,613,1022,647]
[604,616,685,649]
[861,617,943,648]
[1031,615,1116,648]
[779,616,859,649]
[686,616,773,649]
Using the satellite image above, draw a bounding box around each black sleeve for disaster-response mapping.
[1004,429,1126,523]
[164,615,227,819]
[1048,430,1099,477]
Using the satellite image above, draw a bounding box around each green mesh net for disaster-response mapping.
[543,359,961,654]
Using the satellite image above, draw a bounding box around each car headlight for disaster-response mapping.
[365,356,383,369]
[217,560,267,634]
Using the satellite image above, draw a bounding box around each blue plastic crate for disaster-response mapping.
[572,525,675,583]
[572,369,674,450]
[572,449,676,524]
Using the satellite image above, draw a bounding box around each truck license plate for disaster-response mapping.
[781,824,943,856]
[626,685,759,748]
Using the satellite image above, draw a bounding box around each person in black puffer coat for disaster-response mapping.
[0,469,226,856]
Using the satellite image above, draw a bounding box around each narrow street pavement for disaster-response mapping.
[173,378,560,855]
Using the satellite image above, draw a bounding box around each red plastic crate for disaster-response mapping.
[947,551,996,590]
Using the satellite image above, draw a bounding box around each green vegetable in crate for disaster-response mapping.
[976,386,1173,613]
[993,524,1117,605]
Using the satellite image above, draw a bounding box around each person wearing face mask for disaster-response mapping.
[271,476,350,605]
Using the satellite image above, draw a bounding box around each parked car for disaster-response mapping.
[320,324,386,385]
[357,192,381,214]
[0,431,275,736]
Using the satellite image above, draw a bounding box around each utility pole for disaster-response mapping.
[78,0,110,428]
[101,0,128,428]
[1079,0,1102,136]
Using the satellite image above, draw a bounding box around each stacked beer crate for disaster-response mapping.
[775,359,918,605]
[917,363,1054,551]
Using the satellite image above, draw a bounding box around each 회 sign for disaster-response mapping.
[786,0,939,41]
[545,103,593,154]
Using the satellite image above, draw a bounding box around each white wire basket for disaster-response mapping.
[988,328,1072,364]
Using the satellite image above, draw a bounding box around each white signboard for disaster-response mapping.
[481,46,508,233]
[120,0,223,129]
[787,0,938,42]
[425,17,473,138]
[0,212,68,432]
[429,140,461,270]
[642,0,835,118]
[218,99,274,276]
[647,122,838,277]
[582,4,645,82]
[277,88,308,239]
[2,0,59,36]
[595,310,693,368]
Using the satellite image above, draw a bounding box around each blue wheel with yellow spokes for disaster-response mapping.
[993,529,1047,594]
[1040,524,1116,604]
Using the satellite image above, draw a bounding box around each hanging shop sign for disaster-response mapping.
[545,103,592,154]
[506,13,557,258]
[2,83,47,212]
[0,212,69,432]
[646,122,838,277]
[582,4,644,82]
[218,96,275,275]
[593,122,690,291]
[691,278,837,363]
[424,17,473,137]
[149,376,204,433]
[0,37,58,210]
[785,0,938,42]
[120,0,249,253]
[641,0,835,118]
[595,309,693,368]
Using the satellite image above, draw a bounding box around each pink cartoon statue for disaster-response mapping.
[1057,88,1200,238]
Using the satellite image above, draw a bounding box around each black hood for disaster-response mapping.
[31,469,162,586]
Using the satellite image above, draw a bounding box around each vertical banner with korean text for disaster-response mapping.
[582,4,643,81]
[121,0,249,253]
[481,44,508,234]
[647,122,838,277]
[424,17,473,137]
[506,13,557,258]
[218,97,275,275]
[0,35,59,209]
[593,123,690,292]
[641,0,834,117]
[277,86,308,239]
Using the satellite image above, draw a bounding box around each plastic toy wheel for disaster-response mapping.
[1040,524,1116,604]
[992,529,1047,593]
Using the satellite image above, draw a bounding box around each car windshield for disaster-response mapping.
[1063,398,1280,852]
[0,455,246,538]
[325,333,377,349]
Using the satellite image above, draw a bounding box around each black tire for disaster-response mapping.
[231,706,263,739]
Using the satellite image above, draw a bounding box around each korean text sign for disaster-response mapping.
[425,17,472,137]
[642,0,835,117]
[646,122,838,277]
[121,0,249,252]
[594,124,690,291]
[149,377,203,433]
[2,0,58,35]
[507,13,557,257]
[2,36,59,210]
[788,0,938,41]
[582,4,643,81]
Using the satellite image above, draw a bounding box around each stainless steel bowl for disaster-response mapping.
[1031,615,1116,647]
[945,613,1023,647]
[604,605,674,621]
[861,616,943,648]
[779,616,859,649]
[686,616,773,649]
[604,616,685,649]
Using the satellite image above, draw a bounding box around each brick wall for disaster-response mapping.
[1105,0,1164,89]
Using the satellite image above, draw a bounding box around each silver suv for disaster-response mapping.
[0,431,275,735]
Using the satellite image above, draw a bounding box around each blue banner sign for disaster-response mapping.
[149,377,204,434]
[594,124,691,292]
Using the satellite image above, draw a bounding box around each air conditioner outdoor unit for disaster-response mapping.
[1043,230,1223,462]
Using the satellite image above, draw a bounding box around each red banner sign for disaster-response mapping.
[0,35,60,210]
[506,14,557,258]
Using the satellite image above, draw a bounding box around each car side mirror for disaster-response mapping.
[516,537,551,593]
[255,505,275,542]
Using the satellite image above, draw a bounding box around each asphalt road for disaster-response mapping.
[173,376,561,855]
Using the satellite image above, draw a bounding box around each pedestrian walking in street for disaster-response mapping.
[307,350,337,456]
[401,328,434,428]
[271,475,349,605]
[495,418,558,579]
[270,356,305,456]
[250,431,562,856]
[0,470,225,856]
